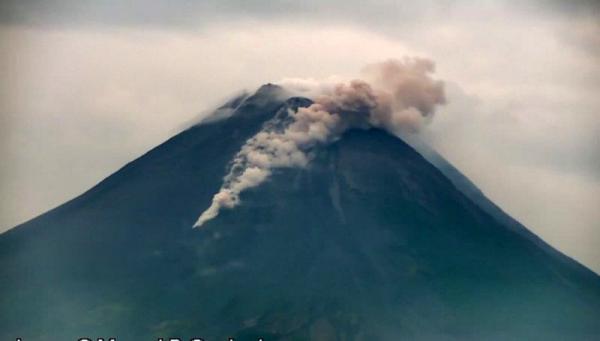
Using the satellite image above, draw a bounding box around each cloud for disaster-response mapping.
[0,1,461,28]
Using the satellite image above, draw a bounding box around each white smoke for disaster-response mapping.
[194,57,446,227]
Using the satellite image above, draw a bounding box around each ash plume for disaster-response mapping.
[194,57,446,227]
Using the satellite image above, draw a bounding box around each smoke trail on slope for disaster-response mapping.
[194,57,446,227]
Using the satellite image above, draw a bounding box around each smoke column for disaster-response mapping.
[194,57,446,227]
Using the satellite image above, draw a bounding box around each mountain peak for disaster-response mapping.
[255,82,285,97]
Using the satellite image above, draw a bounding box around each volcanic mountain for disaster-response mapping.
[1,84,599,340]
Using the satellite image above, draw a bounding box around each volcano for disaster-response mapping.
[1,84,599,340]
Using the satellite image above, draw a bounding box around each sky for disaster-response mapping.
[0,0,599,272]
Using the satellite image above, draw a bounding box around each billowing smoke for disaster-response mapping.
[194,57,446,227]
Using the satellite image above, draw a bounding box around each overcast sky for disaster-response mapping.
[1,0,599,272]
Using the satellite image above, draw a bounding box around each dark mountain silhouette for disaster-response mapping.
[1,84,599,341]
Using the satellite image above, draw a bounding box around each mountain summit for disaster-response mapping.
[1,85,599,340]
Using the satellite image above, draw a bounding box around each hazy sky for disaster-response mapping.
[1,1,599,272]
